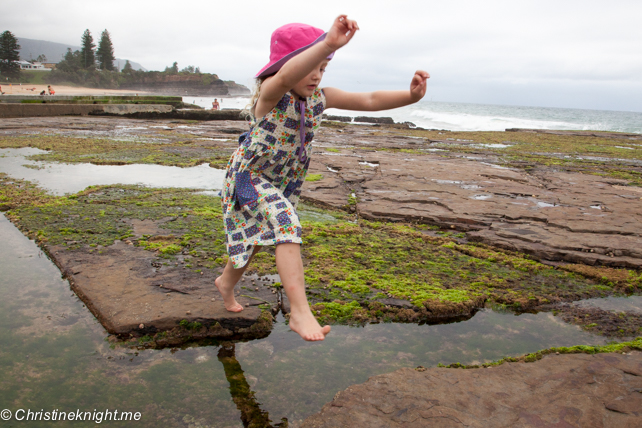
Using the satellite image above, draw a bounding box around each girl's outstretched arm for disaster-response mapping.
[256,15,359,116]
[324,70,430,111]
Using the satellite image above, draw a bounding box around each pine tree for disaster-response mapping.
[96,29,115,71]
[0,30,21,79]
[80,29,96,69]
[122,60,133,73]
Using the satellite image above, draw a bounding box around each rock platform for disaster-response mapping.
[304,125,642,269]
[302,351,642,427]
[2,116,641,345]
[48,240,279,345]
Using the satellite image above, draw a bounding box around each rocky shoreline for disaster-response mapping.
[1,115,641,347]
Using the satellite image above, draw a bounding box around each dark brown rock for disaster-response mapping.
[552,303,642,337]
[302,352,642,427]
[323,115,353,122]
[354,116,395,124]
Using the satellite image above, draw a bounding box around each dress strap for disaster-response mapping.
[297,99,307,162]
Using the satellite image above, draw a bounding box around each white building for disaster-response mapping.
[17,60,51,71]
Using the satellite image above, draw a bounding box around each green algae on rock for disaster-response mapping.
[300,220,638,324]
[435,337,642,369]
[1,182,279,342]
[1,176,640,328]
[0,133,234,168]
[377,128,642,186]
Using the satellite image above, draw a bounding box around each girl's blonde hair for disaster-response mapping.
[244,71,279,122]
[243,77,267,122]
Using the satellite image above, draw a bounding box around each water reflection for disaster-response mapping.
[0,147,225,195]
[218,343,287,428]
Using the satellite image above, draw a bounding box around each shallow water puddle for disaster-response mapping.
[0,147,226,195]
[358,161,379,167]
[0,212,618,427]
[473,143,513,149]
[470,194,493,200]
[574,295,642,313]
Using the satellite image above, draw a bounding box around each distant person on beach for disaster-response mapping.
[47,85,55,95]
[0,86,4,95]
[212,98,220,110]
[40,90,46,96]
[214,14,429,341]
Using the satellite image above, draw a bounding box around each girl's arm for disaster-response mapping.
[256,15,359,114]
[324,70,430,111]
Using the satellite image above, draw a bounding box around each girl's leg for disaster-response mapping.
[275,243,331,341]
[215,246,262,312]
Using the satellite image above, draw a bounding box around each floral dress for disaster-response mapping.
[221,88,326,268]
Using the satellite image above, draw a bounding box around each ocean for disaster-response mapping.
[183,96,642,134]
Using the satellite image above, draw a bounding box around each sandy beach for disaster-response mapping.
[0,84,150,96]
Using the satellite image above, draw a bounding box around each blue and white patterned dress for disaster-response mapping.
[221,89,326,268]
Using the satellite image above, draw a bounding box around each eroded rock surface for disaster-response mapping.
[302,351,642,427]
[303,126,642,269]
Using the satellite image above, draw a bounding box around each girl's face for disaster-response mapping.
[291,60,329,98]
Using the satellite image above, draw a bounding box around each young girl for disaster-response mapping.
[215,15,429,341]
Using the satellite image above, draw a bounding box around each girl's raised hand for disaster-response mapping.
[324,15,359,51]
[410,70,430,102]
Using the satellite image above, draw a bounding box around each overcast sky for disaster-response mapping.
[2,0,642,112]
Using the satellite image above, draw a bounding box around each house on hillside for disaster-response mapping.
[17,61,51,71]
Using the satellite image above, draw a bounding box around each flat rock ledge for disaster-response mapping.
[46,239,279,346]
[302,352,642,428]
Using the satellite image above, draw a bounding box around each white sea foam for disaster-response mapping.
[184,97,642,134]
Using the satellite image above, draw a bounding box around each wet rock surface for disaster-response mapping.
[302,351,642,428]
[304,124,642,269]
[49,241,278,343]
[553,303,642,338]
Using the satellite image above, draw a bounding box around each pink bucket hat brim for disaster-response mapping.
[255,23,335,78]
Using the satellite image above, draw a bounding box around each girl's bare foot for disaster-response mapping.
[215,276,243,313]
[289,310,331,341]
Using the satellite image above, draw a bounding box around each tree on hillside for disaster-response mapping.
[122,60,133,73]
[96,29,115,71]
[80,29,96,69]
[181,65,195,73]
[36,54,48,63]
[164,61,178,74]
[0,30,21,79]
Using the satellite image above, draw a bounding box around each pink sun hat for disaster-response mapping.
[255,23,335,78]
